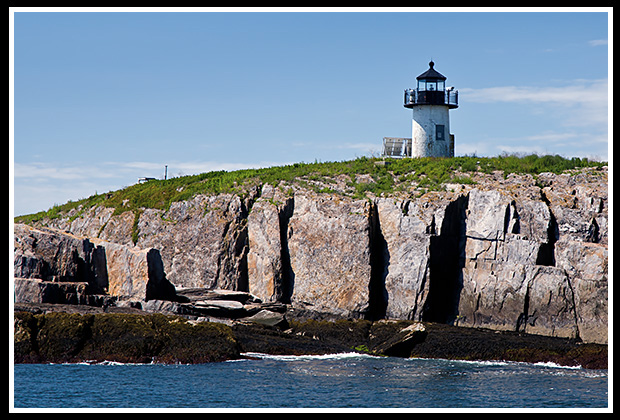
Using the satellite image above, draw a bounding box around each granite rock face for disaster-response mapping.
[247,184,293,303]
[134,191,259,291]
[452,171,608,344]
[38,191,259,292]
[14,224,176,303]
[286,190,373,317]
[18,167,608,343]
[248,184,373,317]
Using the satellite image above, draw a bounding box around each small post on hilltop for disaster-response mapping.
[164,165,168,180]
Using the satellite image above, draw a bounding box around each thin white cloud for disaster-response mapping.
[455,141,495,157]
[15,160,288,182]
[588,39,608,47]
[336,142,379,151]
[110,161,164,171]
[14,162,118,181]
[293,141,378,152]
[522,132,580,142]
[460,131,609,161]
[459,79,607,105]
[13,159,292,215]
[459,79,609,143]
[170,160,289,176]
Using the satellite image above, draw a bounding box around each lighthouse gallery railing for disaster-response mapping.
[404,88,458,108]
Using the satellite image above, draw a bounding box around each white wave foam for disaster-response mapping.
[57,359,160,366]
[97,360,137,366]
[533,361,582,370]
[410,357,585,370]
[240,352,381,361]
[454,359,513,367]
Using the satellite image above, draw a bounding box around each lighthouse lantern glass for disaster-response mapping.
[418,80,445,92]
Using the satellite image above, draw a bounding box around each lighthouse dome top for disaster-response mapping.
[416,60,447,81]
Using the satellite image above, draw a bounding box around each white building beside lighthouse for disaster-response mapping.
[382,61,458,158]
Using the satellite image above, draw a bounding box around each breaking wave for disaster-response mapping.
[239,352,382,361]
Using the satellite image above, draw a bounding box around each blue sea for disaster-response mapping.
[12,353,608,410]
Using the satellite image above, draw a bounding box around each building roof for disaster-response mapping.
[416,60,447,81]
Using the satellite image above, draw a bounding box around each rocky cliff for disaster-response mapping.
[14,163,608,344]
[14,223,177,304]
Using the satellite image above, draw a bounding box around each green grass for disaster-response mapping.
[15,154,606,224]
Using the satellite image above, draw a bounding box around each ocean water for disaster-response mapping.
[12,353,608,409]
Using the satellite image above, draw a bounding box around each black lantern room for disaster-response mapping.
[404,61,458,109]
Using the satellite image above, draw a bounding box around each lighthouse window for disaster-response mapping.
[436,124,445,141]
[426,81,437,91]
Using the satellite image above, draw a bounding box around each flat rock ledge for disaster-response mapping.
[13,303,607,369]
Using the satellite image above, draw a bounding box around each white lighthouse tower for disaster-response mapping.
[403,61,458,158]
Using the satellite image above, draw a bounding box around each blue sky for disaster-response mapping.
[10,8,611,216]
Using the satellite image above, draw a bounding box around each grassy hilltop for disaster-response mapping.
[16,154,606,225]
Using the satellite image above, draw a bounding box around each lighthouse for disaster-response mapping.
[403,60,458,158]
